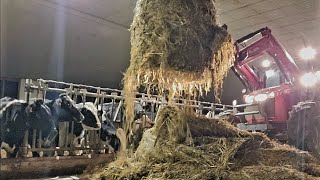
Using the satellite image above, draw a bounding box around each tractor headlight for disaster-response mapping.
[269,92,275,98]
[244,95,254,104]
[254,94,268,102]
[244,92,275,104]
[300,72,317,87]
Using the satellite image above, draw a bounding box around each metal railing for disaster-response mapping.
[12,78,261,158]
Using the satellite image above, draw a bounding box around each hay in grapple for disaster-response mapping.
[127,0,233,97]
[123,0,234,136]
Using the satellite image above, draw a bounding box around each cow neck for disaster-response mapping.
[47,99,60,121]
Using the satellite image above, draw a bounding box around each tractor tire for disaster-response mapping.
[287,101,320,159]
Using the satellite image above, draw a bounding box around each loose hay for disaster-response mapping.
[83,107,320,179]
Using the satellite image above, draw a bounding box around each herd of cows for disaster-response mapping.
[0,93,154,158]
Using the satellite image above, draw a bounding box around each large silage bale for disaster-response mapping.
[127,0,234,96]
[123,0,234,136]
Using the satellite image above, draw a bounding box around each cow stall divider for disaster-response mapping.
[15,78,261,158]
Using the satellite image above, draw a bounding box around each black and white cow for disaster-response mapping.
[98,101,154,152]
[29,94,84,156]
[66,102,101,155]
[0,97,55,158]
[98,102,125,153]
[100,112,119,153]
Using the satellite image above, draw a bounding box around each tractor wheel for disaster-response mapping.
[287,101,320,159]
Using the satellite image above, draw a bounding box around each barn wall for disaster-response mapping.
[2,0,130,89]
[1,0,243,104]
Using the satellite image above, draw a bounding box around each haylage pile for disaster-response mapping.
[82,106,320,180]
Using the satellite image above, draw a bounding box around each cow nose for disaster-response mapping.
[96,122,101,129]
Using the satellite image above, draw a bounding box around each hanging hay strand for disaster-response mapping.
[82,106,320,179]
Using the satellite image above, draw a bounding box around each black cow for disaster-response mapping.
[0,97,54,158]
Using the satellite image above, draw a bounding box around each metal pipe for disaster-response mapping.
[113,101,122,122]
[65,122,69,148]
[31,83,232,111]
[70,121,74,148]
[32,129,37,149]
[21,130,29,157]
[38,130,42,148]
[30,146,110,152]
[235,111,260,116]
[29,79,234,107]
[234,103,258,108]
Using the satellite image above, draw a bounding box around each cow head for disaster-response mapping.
[27,99,52,122]
[135,110,154,129]
[100,120,119,152]
[78,102,101,130]
[27,99,58,147]
[59,94,85,122]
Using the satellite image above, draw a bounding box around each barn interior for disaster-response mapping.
[1,0,320,179]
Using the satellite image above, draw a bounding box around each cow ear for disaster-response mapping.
[26,104,33,113]
[59,93,67,98]
[97,110,103,117]
[22,102,29,108]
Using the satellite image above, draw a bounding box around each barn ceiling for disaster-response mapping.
[1,0,319,103]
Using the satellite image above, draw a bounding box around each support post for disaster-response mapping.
[32,129,37,149]
[21,130,29,158]
[38,130,42,148]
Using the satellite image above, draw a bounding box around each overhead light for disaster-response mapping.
[299,47,316,60]
[265,70,275,78]
[262,60,271,67]
[300,72,317,87]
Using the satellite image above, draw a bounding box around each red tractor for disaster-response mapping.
[232,27,320,158]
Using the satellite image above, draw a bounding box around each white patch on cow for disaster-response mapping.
[206,111,213,118]
[68,131,85,156]
[1,142,15,154]
[81,123,100,131]
[80,102,101,130]
[26,144,33,157]
[0,99,26,116]
[1,149,7,158]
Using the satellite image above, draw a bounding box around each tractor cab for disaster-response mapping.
[232,27,301,133]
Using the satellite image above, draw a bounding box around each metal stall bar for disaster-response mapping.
[37,79,233,109]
